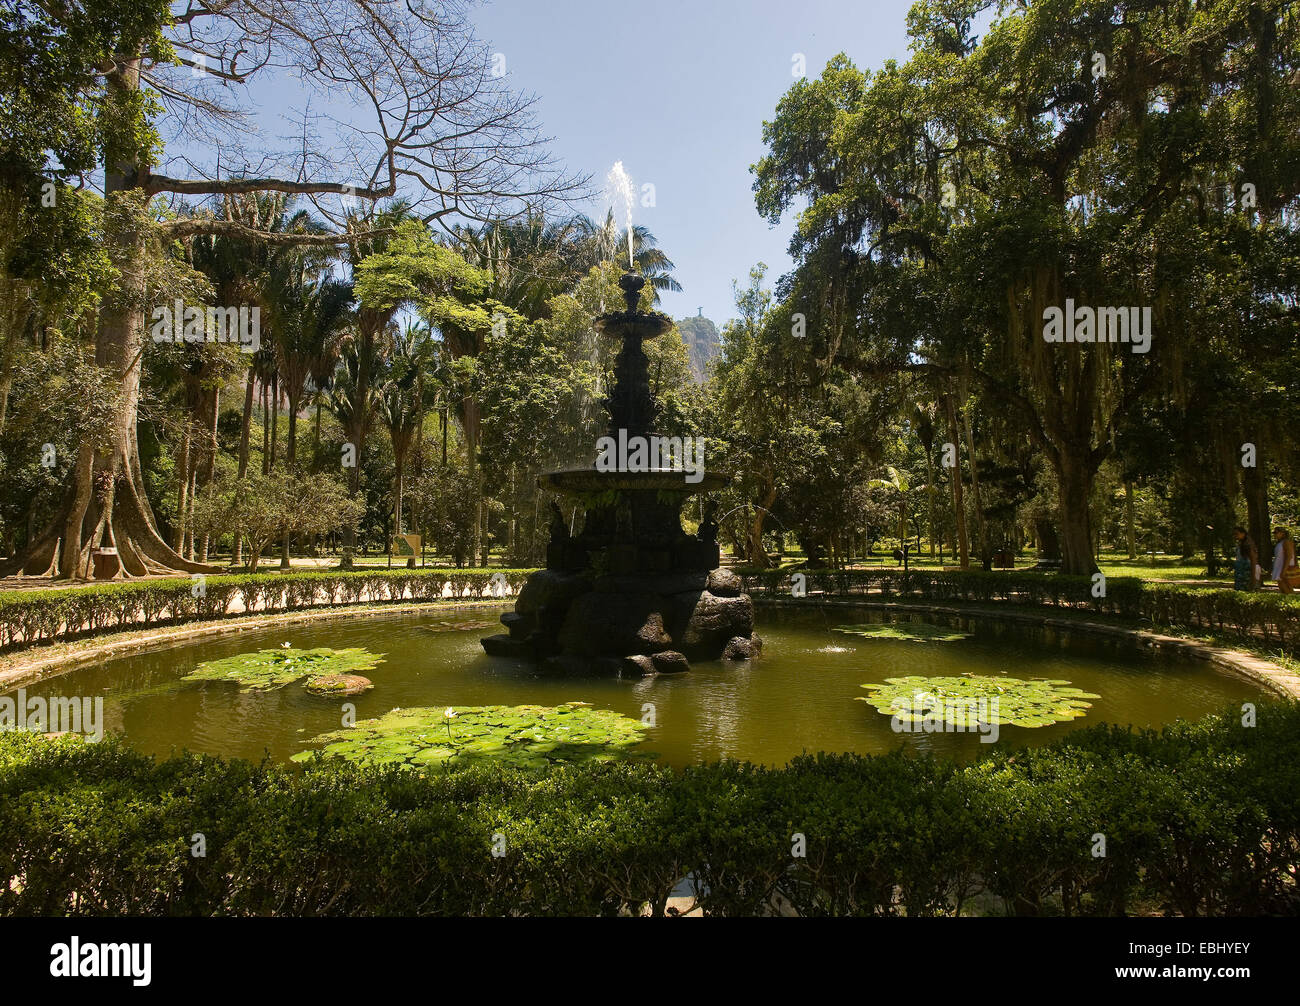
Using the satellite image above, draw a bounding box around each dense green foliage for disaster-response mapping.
[721,0,1300,575]
[2,700,1296,916]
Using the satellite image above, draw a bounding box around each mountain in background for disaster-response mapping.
[677,313,721,383]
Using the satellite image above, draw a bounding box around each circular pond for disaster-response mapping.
[2,603,1265,767]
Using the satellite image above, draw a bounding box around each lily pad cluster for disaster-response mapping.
[857,674,1101,729]
[182,646,385,692]
[292,702,649,770]
[834,622,972,643]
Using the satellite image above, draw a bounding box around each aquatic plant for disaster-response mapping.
[834,622,971,642]
[293,702,649,770]
[857,675,1100,728]
[182,646,385,692]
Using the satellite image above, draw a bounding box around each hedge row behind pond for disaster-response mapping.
[0,568,533,649]
[740,567,1300,647]
[5,566,1300,652]
[1,701,1297,917]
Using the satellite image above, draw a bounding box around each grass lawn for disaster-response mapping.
[742,546,1231,584]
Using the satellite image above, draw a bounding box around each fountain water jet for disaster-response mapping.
[605,161,637,269]
[481,272,759,674]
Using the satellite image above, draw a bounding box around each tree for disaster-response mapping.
[192,469,362,573]
[752,1,1300,574]
[3,0,582,579]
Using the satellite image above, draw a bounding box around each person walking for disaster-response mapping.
[1233,527,1260,591]
[1271,526,1299,593]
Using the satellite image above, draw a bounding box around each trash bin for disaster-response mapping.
[91,547,121,580]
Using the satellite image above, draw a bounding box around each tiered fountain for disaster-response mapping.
[481,272,759,674]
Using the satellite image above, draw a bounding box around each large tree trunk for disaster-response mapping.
[924,445,936,556]
[198,386,218,562]
[279,390,302,570]
[960,403,990,569]
[1055,450,1100,576]
[340,315,379,569]
[1124,480,1137,559]
[942,394,969,569]
[746,482,777,571]
[233,367,255,566]
[173,424,191,552]
[1242,442,1270,560]
[0,59,212,580]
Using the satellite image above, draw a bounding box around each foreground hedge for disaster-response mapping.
[740,567,1300,648]
[2,701,1298,916]
[0,568,533,649]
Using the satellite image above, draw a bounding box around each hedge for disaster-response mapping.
[0,568,534,650]
[6,565,1300,654]
[739,567,1300,648]
[1,700,1297,916]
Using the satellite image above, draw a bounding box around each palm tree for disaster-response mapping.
[333,201,417,566]
[377,320,434,537]
[266,264,352,470]
[578,210,682,302]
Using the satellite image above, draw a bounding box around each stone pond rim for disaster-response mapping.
[480,271,759,674]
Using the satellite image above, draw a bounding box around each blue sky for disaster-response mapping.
[471,0,918,324]
[166,0,920,326]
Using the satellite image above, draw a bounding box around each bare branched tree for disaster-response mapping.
[3,0,587,579]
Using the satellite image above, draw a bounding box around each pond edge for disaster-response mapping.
[2,595,1297,702]
[755,597,1300,700]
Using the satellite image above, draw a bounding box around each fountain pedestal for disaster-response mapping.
[481,273,758,674]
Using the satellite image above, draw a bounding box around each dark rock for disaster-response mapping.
[557,591,673,656]
[650,650,690,674]
[515,569,591,616]
[500,611,535,639]
[722,635,762,661]
[675,591,754,657]
[706,568,744,597]
[595,571,708,595]
[540,654,624,676]
[480,633,536,659]
[621,654,657,677]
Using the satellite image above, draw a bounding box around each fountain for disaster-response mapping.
[481,272,759,674]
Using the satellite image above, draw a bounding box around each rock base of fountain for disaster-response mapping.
[481,565,759,675]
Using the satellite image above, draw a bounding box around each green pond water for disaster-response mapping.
[4,603,1264,767]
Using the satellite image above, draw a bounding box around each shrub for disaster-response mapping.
[739,568,1300,647]
[2,700,1297,916]
[0,568,534,650]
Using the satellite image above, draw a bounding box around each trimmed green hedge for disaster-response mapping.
[6,565,1300,653]
[0,569,534,650]
[740,567,1300,647]
[1,701,1297,916]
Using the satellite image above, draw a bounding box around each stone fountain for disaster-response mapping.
[481,272,759,674]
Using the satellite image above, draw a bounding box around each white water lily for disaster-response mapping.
[281,641,292,649]
[444,707,457,719]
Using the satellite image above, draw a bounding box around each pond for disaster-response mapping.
[3,602,1264,767]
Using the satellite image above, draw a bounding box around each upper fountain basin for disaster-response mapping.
[593,310,673,340]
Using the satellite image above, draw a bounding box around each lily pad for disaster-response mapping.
[183,646,385,692]
[292,702,649,770]
[834,622,972,643]
[857,674,1100,728]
